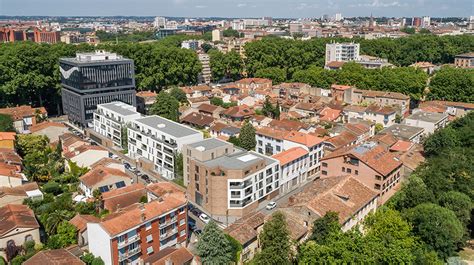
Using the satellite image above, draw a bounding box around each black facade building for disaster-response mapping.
[60,51,136,127]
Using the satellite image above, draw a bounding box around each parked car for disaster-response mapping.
[130,166,137,172]
[123,162,131,169]
[191,208,202,217]
[199,213,210,224]
[266,201,277,210]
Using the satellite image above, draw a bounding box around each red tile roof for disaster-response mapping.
[0,132,16,141]
[0,204,39,237]
[102,183,147,212]
[222,104,255,118]
[136,91,157,98]
[272,147,308,166]
[224,212,265,245]
[331,84,352,90]
[69,214,100,233]
[389,140,414,152]
[79,165,131,187]
[256,127,288,140]
[284,131,324,147]
[0,105,47,121]
[180,112,215,127]
[64,145,106,159]
[29,121,66,133]
[319,107,342,122]
[144,247,194,265]
[235,78,272,84]
[24,249,85,265]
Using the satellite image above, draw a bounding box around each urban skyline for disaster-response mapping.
[2,0,473,18]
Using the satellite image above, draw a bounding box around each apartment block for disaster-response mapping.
[93,102,141,147]
[325,42,360,65]
[127,115,203,179]
[183,138,279,223]
[351,89,410,116]
[87,198,187,265]
[321,141,403,204]
[404,111,448,136]
[454,53,474,68]
[272,147,309,195]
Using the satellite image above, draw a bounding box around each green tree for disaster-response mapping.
[225,234,243,264]
[46,221,77,249]
[388,176,435,210]
[121,125,128,151]
[423,127,460,157]
[255,67,286,84]
[196,221,233,264]
[210,97,224,107]
[308,211,341,244]
[401,27,416,34]
[429,67,474,103]
[238,122,256,151]
[169,87,188,104]
[41,209,75,236]
[404,203,465,259]
[149,91,180,121]
[15,134,49,157]
[174,153,183,177]
[201,43,213,53]
[223,28,240,38]
[262,96,274,118]
[438,191,472,227]
[374,123,384,134]
[253,211,292,265]
[0,114,14,132]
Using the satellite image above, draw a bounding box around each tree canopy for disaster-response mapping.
[149,91,180,122]
[195,221,234,264]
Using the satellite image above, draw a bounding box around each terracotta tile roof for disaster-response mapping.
[366,104,396,115]
[182,85,212,92]
[389,140,414,152]
[24,249,85,265]
[274,82,310,89]
[272,147,308,166]
[284,131,324,147]
[0,132,16,141]
[100,198,186,236]
[0,163,22,178]
[0,204,39,237]
[224,212,265,245]
[102,183,147,212]
[344,123,370,136]
[136,90,157,98]
[146,182,186,202]
[274,208,309,241]
[269,119,309,132]
[64,145,106,159]
[287,175,378,224]
[322,142,402,176]
[222,104,255,118]
[0,182,39,197]
[210,122,228,132]
[69,214,100,233]
[319,107,342,122]
[353,89,409,100]
[343,105,367,113]
[373,133,399,147]
[326,61,346,68]
[29,121,66,133]
[187,96,210,103]
[144,247,194,265]
[331,84,352,90]
[0,148,22,165]
[294,102,322,112]
[324,131,358,149]
[398,144,425,171]
[197,103,219,113]
[60,133,88,149]
[256,127,288,140]
[79,165,131,187]
[90,158,122,169]
[180,112,215,127]
[235,78,272,84]
[410,61,435,68]
[0,105,47,121]
[420,100,474,111]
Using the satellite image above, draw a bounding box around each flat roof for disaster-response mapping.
[381,124,424,140]
[406,111,448,123]
[134,115,201,138]
[188,138,231,151]
[99,102,139,116]
[203,149,276,170]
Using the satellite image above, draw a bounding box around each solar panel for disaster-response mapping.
[115,181,126,188]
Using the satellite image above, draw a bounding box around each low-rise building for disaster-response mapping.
[0,132,15,150]
[183,138,279,223]
[0,164,23,188]
[0,204,40,261]
[235,78,272,93]
[181,85,212,98]
[93,102,141,148]
[221,105,255,122]
[364,105,397,127]
[380,124,425,143]
[79,165,132,198]
[30,122,68,143]
[24,249,85,265]
[0,182,42,207]
[136,91,157,115]
[197,103,224,118]
[87,198,188,265]
[272,147,309,195]
[454,52,474,68]
[69,214,100,247]
[0,105,47,134]
[64,145,109,170]
[351,89,410,116]
[102,183,147,212]
[418,100,474,118]
[127,115,203,179]
[404,111,448,136]
[321,141,403,204]
[180,112,214,129]
[0,149,22,171]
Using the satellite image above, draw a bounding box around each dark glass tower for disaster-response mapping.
[60,51,136,127]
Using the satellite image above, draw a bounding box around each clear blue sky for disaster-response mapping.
[1,0,472,18]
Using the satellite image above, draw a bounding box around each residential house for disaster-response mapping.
[380,124,425,143]
[180,112,214,129]
[127,115,203,179]
[237,95,259,107]
[404,111,448,136]
[409,62,436,74]
[0,164,23,188]
[143,246,196,265]
[323,131,358,152]
[181,85,212,98]
[330,85,353,103]
[0,182,42,207]
[24,249,85,265]
[197,103,224,118]
[418,100,474,118]
[102,183,147,212]
[69,214,100,246]
[0,132,15,150]
[235,78,272,93]
[284,175,378,232]
[136,91,157,115]
[0,204,40,261]
[64,145,109,170]
[351,89,410,117]
[272,147,309,195]
[273,82,313,99]
[79,165,133,198]
[30,122,68,143]
[209,122,240,140]
[321,141,403,204]
[87,198,188,265]
[221,105,255,122]
[291,102,322,119]
[0,149,22,171]
[59,133,89,153]
[90,158,126,173]
[93,102,141,148]
[318,107,342,122]
[224,212,265,264]
[454,52,474,68]
[364,105,397,127]
[269,119,314,133]
[183,138,279,223]
[187,97,210,108]
[0,105,47,134]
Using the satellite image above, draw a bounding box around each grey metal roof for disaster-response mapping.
[188,138,231,150]
[406,111,448,123]
[381,124,424,140]
[100,102,138,116]
[135,115,201,138]
[203,149,276,170]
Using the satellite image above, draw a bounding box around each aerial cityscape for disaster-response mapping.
[0,1,473,264]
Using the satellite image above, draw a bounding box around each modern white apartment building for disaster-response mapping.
[256,128,324,178]
[325,42,360,65]
[93,102,141,147]
[272,147,309,195]
[127,115,203,179]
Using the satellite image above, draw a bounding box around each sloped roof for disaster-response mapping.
[272,147,308,166]
[180,112,214,127]
[0,132,16,141]
[284,131,324,147]
[29,121,66,133]
[0,204,39,237]
[69,214,100,233]
[79,165,130,187]
[0,105,47,121]
[102,183,147,212]
[24,249,85,265]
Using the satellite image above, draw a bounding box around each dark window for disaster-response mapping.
[99,186,109,193]
[322,162,328,167]
[355,170,359,175]
[322,171,327,175]
[115,181,126,188]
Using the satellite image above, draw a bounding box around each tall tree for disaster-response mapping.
[238,121,256,151]
[308,211,341,244]
[46,221,78,249]
[253,211,292,265]
[0,114,14,132]
[169,87,188,104]
[149,91,180,122]
[196,221,233,264]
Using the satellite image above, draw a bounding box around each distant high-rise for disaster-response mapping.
[153,16,166,28]
[422,16,431,28]
[412,17,422,27]
[325,42,360,65]
[469,16,474,30]
[212,29,223,42]
[335,13,343,21]
[60,51,136,127]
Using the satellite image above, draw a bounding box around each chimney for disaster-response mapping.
[116,204,121,213]
[140,202,146,221]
